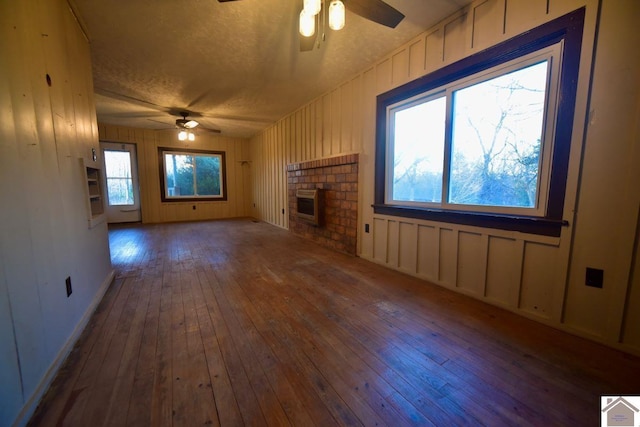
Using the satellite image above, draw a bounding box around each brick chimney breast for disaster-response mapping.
[287,154,359,255]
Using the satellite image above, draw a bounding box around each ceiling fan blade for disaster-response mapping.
[201,127,222,134]
[217,0,240,2]
[147,118,174,127]
[344,0,404,28]
[95,87,170,112]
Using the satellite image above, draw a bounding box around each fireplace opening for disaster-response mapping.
[296,188,323,226]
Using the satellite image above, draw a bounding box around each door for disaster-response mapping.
[101,142,141,223]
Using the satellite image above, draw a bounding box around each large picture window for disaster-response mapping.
[375,9,585,236]
[158,147,227,202]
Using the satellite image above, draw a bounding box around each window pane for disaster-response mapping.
[449,61,548,208]
[194,155,221,196]
[164,154,194,196]
[392,96,446,203]
[104,150,134,206]
[106,178,134,205]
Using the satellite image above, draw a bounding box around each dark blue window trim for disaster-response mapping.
[374,8,585,237]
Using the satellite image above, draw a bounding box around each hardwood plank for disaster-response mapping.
[101,276,154,427]
[192,270,243,426]
[210,266,316,426]
[124,276,162,427]
[196,266,268,426]
[148,270,173,426]
[207,266,292,426]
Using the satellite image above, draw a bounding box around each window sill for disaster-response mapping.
[372,204,568,237]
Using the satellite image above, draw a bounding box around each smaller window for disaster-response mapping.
[158,147,227,202]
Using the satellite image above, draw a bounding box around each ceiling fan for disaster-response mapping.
[145,110,222,139]
[95,86,224,135]
[163,111,221,141]
[217,0,405,51]
[172,111,221,137]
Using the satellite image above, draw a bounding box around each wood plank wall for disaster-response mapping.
[249,0,640,355]
[1,0,115,424]
[97,125,252,223]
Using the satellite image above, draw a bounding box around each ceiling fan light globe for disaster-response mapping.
[178,130,188,141]
[299,10,315,37]
[303,0,321,16]
[188,132,195,141]
[185,120,199,129]
[329,0,345,31]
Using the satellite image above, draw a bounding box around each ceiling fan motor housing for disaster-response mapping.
[176,113,199,129]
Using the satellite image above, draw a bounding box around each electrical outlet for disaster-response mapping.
[365,223,370,233]
[65,276,73,297]
[585,267,604,288]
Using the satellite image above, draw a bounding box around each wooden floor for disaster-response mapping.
[29,218,640,426]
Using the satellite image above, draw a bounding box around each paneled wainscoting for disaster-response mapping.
[29,219,640,426]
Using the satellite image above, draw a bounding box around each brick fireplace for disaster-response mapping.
[287,154,358,255]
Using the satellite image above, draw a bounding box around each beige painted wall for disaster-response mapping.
[249,0,640,355]
[98,125,252,224]
[0,1,114,425]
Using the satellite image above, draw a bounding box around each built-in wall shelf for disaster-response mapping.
[82,159,106,228]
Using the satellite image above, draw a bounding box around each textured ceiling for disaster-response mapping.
[70,0,471,138]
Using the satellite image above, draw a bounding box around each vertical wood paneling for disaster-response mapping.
[270,127,277,224]
[373,218,388,263]
[274,127,279,225]
[274,120,284,227]
[439,228,457,287]
[391,50,409,87]
[292,110,304,164]
[340,82,353,153]
[486,237,524,307]
[1,1,116,424]
[504,0,548,35]
[408,39,426,79]
[457,231,486,296]
[471,0,505,50]
[308,103,315,160]
[331,89,341,155]
[416,225,438,280]
[322,94,331,157]
[359,68,376,260]
[313,99,322,159]
[443,12,469,64]
[398,222,417,273]
[350,75,363,153]
[376,58,392,94]
[424,29,444,72]
[520,242,557,319]
[387,220,399,268]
